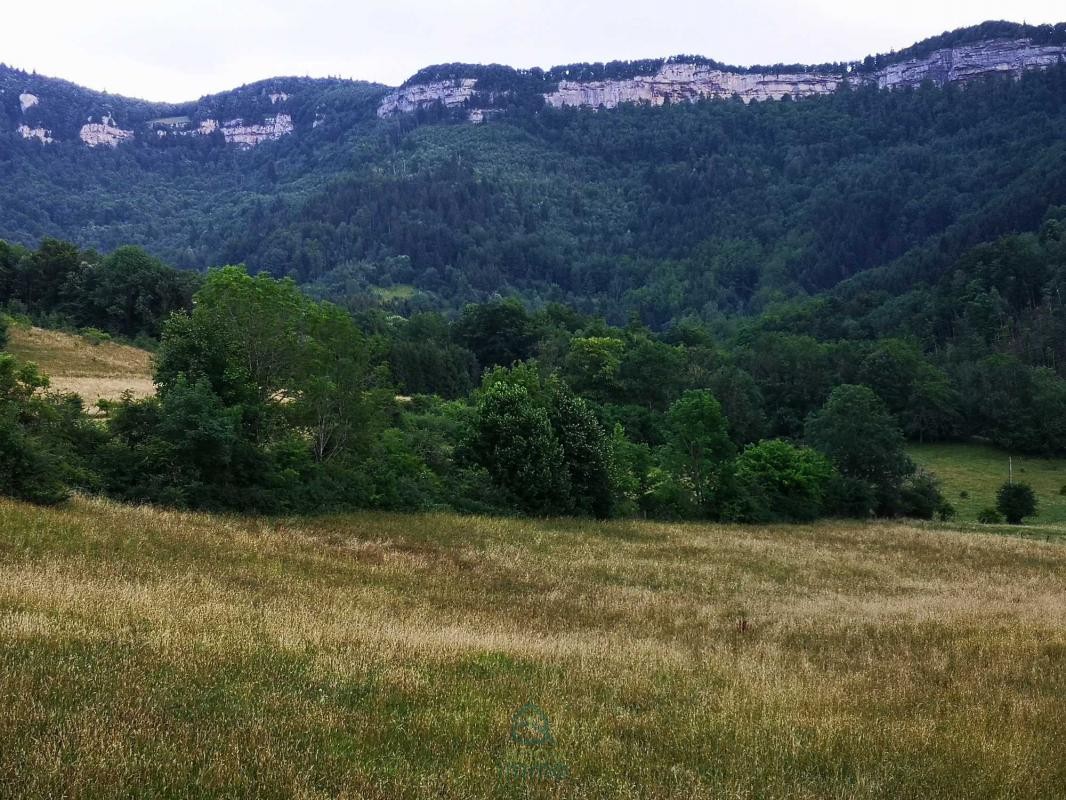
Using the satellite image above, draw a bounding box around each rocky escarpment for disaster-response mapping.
[377,79,480,119]
[379,36,1066,119]
[545,63,843,109]
[5,73,309,149]
[80,114,135,147]
[872,37,1066,88]
[152,114,295,147]
[17,124,52,144]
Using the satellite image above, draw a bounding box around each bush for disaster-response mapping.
[726,439,835,523]
[468,380,570,515]
[977,507,1004,524]
[899,469,947,520]
[81,327,112,346]
[0,406,70,505]
[995,482,1038,524]
[823,474,877,518]
[1059,485,1066,496]
[936,501,957,521]
[0,354,79,505]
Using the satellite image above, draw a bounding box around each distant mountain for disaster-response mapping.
[1,20,1066,326]
[5,21,1064,147]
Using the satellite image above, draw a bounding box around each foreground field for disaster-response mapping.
[909,442,1066,524]
[0,499,1064,798]
[5,324,155,408]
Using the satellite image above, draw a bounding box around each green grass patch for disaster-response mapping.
[909,442,1066,525]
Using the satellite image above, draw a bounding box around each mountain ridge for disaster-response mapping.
[2,19,1066,328]
[4,20,1065,146]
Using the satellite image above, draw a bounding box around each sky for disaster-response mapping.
[4,0,1064,102]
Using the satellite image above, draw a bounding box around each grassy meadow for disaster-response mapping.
[5,323,155,409]
[909,442,1066,524]
[0,496,1064,798]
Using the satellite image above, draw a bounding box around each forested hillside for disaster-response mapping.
[2,25,1066,326]
[3,209,1066,522]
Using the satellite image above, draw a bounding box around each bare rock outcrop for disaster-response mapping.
[79,115,135,147]
[219,114,294,147]
[17,124,53,144]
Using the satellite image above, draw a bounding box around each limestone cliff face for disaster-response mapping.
[874,38,1066,89]
[17,124,52,144]
[377,79,479,119]
[219,114,294,147]
[545,62,843,109]
[79,115,135,147]
[380,37,1066,118]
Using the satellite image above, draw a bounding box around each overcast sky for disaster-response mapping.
[4,1,1063,102]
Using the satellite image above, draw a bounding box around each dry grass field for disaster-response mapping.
[0,497,1063,798]
[5,324,155,408]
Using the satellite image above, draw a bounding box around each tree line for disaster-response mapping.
[1,231,1057,525]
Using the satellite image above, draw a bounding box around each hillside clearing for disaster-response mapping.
[909,442,1066,524]
[5,324,155,407]
[0,498,1063,798]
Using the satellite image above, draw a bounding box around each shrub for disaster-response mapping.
[0,406,70,505]
[0,354,76,505]
[977,507,1004,524]
[81,327,111,346]
[995,482,1038,525]
[899,469,947,520]
[936,501,957,522]
[726,439,835,523]
[824,474,877,518]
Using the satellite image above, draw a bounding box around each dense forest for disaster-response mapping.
[3,210,1065,522]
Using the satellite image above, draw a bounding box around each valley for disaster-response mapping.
[3,13,1066,797]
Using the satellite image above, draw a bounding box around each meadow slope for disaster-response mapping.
[910,442,1066,524]
[5,324,155,409]
[0,498,1064,798]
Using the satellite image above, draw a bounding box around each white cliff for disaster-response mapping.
[546,62,843,108]
[79,114,135,147]
[379,37,1066,118]
[17,124,53,144]
[377,79,478,117]
[220,114,294,147]
[151,115,293,146]
[19,92,39,112]
[874,38,1066,89]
